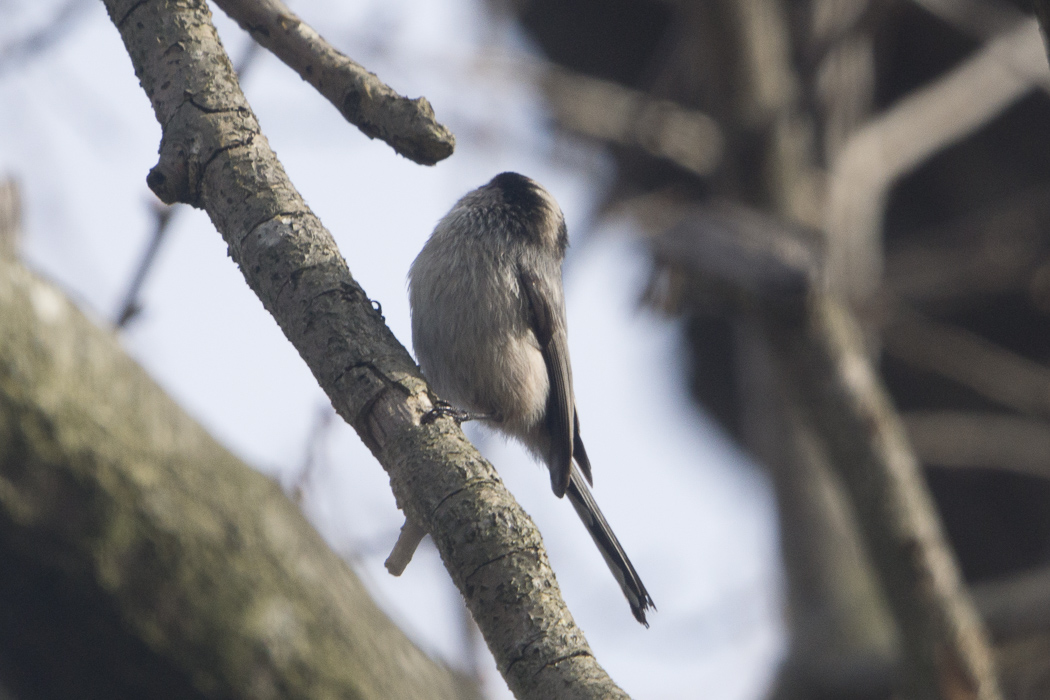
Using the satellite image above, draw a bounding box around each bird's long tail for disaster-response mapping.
[566,467,655,626]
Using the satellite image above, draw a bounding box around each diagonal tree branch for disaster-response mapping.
[100,0,627,697]
[904,411,1050,480]
[542,67,724,176]
[657,205,1002,700]
[825,17,1047,304]
[212,0,455,165]
[768,297,1002,700]
[883,305,1050,420]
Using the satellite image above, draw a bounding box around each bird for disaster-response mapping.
[408,171,655,625]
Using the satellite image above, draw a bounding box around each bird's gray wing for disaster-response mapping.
[519,267,584,497]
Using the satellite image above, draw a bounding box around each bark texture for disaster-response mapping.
[212,0,455,165]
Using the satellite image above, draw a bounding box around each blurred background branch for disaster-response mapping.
[0,244,478,700]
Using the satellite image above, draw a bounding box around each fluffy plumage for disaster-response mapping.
[409,172,655,625]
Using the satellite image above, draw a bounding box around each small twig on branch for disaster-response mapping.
[212,0,454,165]
[384,519,427,576]
[102,0,624,697]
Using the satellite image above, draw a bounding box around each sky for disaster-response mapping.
[0,1,784,697]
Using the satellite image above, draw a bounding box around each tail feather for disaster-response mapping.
[566,467,655,626]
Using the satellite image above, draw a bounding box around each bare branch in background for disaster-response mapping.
[290,402,336,504]
[910,0,1023,40]
[0,0,92,73]
[733,320,898,700]
[883,305,1050,420]
[809,0,870,47]
[814,31,875,162]
[1025,0,1050,65]
[656,205,1003,700]
[654,202,822,318]
[771,297,1002,700]
[102,0,626,696]
[884,184,1050,307]
[212,0,454,165]
[825,17,1047,304]
[730,0,824,228]
[519,0,1050,697]
[904,411,1050,481]
[115,200,176,328]
[973,566,1050,640]
[115,41,261,329]
[543,68,724,176]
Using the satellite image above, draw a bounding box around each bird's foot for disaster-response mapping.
[422,399,494,425]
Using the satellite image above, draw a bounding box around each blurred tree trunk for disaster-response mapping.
[0,248,477,700]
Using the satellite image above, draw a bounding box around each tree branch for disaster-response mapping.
[0,0,92,74]
[542,67,724,176]
[825,17,1047,304]
[101,0,626,697]
[657,205,1003,700]
[115,200,177,327]
[973,566,1050,640]
[883,305,1050,420]
[911,0,1023,42]
[903,411,1050,480]
[883,184,1050,307]
[212,0,454,165]
[768,297,1002,700]
[116,41,261,329]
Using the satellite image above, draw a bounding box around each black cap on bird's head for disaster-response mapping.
[477,172,568,252]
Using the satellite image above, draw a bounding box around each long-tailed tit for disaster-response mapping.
[408,172,654,625]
